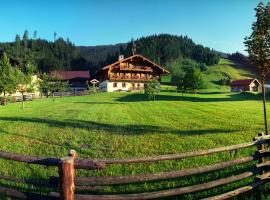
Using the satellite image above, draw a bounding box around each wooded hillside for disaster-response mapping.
[0,32,220,75]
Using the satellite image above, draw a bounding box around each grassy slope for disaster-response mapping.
[202,59,256,92]
[162,59,257,93]
[0,92,269,199]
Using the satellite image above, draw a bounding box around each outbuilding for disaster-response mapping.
[230,78,261,92]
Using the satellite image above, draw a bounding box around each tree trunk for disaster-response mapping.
[262,78,268,135]
[3,91,6,105]
[21,93,25,109]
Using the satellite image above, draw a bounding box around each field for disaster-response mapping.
[0,91,269,199]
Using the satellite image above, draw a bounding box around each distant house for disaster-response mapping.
[50,71,90,92]
[98,54,169,92]
[230,78,261,92]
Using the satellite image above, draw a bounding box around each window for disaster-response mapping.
[122,83,126,88]
[137,83,140,87]
[113,83,117,88]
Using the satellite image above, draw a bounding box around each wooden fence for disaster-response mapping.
[0,132,269,200]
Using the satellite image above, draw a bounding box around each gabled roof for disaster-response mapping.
[100,54,170,74]
[50,71,90,80]
[230,78,260,86]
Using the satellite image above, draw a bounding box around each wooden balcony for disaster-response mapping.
[118,66,153,72]
[109,75,153,82]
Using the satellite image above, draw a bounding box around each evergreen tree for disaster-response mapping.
[16,62,36,109]
[15,34,21,58]
[23,30,29,49]
[0,53,18,105]
[54,32,57,42]
[33,30,37,39]
[244,2,270,134]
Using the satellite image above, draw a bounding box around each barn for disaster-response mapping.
[50,71,90,92]
[230,78,261,92]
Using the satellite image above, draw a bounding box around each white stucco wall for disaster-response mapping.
[99,80,144,92]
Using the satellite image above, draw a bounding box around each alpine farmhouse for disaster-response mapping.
[98,54,169,92]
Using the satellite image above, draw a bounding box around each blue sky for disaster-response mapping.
[0,0,266,54]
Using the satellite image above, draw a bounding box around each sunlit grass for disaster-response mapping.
[0,92,269,199]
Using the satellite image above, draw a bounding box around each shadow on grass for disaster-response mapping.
[116,93,262,103]
[0,117,239,136]
[74,102,125,105]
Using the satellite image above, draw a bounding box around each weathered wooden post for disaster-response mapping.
[59,150,77,200]
[255,132,267,179]
[258,132,265,166]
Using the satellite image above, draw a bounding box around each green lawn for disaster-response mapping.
[0,92,269,199]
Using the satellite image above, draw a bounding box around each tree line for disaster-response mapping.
[0,32,220,76]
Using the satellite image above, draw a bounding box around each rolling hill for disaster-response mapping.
[162,58,258,93]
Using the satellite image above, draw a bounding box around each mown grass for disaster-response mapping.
[0,92,269,199]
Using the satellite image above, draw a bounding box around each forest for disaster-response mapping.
[0,32,221,76]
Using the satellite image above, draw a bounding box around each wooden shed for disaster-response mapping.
[230,78,261,92]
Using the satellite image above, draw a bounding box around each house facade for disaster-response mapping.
[98,54,169,92]
[230,79,261,92]
[50,71,90,92]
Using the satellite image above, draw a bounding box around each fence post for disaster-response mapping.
[257,132,265,175]
[59,150,77,200]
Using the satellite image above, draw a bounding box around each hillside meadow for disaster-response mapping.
[0,92,270,199]
[161,58,257,93]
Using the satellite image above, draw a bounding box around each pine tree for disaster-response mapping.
[23,30,29,49]
[33,30,37,39]
[244,2,270,135]
[23,30,29,58]
[16,62,36,109]
[54,32,57,42]
[0,53,18,105]
[15,34,21,58]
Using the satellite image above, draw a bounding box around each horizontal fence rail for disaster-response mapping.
[75,156,257,186]
[50,168,263,200]
[201,180,267,200]
[92,141,259,164]
[0,151,105,169]
[0,133,269,200]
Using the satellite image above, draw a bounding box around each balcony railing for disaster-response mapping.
[118,66,153,72]
[109,75,154,82]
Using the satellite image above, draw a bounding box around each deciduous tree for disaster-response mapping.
[244,2,270,134]
[145,78,160,102]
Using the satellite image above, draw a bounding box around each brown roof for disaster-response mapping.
[50,71,90,80]
[230,79,260,86]
[100,54,170,74]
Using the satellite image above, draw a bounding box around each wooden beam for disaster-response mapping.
[50,168,261,200]
[202,180,266,200]
[91,141,260,164]
[75,156,256,186]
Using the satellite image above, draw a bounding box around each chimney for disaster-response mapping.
[119,55,124,61]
